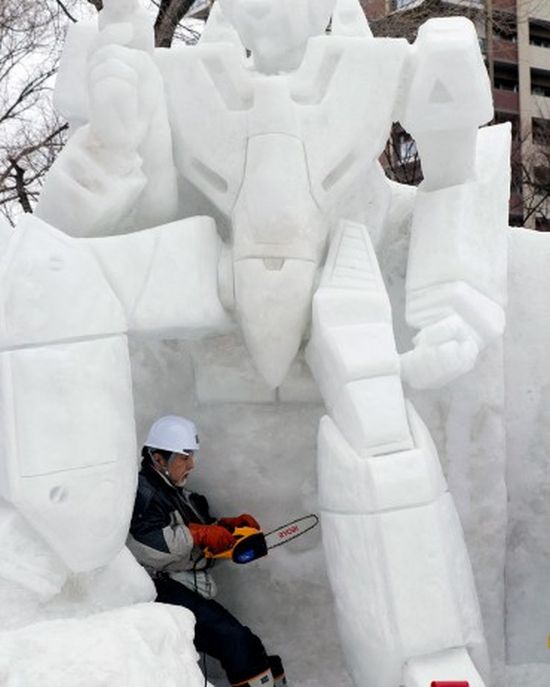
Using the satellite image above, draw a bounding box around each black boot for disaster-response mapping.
[231,669,274,687]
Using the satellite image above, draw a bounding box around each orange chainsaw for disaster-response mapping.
[204,514,319,565]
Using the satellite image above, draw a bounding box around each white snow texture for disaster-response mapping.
[1,1,548,686]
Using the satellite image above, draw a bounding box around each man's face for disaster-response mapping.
[156,452,195,487]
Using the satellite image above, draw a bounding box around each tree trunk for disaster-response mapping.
[154,0,196,47]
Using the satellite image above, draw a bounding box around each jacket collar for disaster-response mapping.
[141,459,179,492]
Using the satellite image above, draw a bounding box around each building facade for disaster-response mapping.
[362,0,550,229]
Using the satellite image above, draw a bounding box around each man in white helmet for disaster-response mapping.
[127,416,286,687]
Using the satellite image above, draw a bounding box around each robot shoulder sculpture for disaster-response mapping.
[397,17,493,136]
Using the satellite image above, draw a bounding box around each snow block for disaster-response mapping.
[331,375,412,457]
[307,220,403,407]
[156,42,250,216]
[399,18,492,134]
[277,356,322,403]
[307,321,399,404]
[232,133,327,261]
[406,125,510,321]
[53,20,96,128]
[380,497,466,655]
[75,547,155,611]
[404,648,483,687]
[406,281,505,348]
[292,37,407,208]
[190,334,276,404]
[0,215,126,350]
[312,286,393,329]
[318,410,445,513]
[88,216,231,338]
[0,501,67,605]
[218,0,335,74]
[320,510,403,687]
[0,336,137,572]
[235,258,317,389]
[0,216,12,255]
[321,494,486,687]
[308,221,412,455]
[201,2,246,48]
[331,0,373,37]
[0,603,204,687]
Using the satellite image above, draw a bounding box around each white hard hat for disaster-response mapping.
[144,416,200,453]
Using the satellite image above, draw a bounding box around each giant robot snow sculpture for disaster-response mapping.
[15,0,511,685]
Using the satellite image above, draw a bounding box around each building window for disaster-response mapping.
[535,216,550,231]
[533,118,550,146]
[397,134,417,163]
[391,0,416,10]
[494,11,517,42]
[509,214,524,227]
[531,68,550,97]
[530,19,550,48]
[494,62,519,91]
[534,165,550,186]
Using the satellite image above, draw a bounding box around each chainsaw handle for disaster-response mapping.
[203,526,261,560]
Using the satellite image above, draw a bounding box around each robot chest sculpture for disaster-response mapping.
[156,36,407,386]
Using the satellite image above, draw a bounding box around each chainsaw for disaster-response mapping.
[204,514,319,565]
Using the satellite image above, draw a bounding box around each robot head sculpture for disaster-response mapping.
[98,0,154,52]
[100,0,142,22]
[218,0,337,73]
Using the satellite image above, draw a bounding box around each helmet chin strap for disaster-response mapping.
[149,448,177,484]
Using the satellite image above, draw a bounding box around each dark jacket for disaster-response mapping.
[127,459,215,582]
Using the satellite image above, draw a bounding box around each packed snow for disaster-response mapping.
[2,0,550,686]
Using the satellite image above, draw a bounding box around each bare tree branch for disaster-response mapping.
[0,68,57,124]
[54,0,77,23]
[9,159,33,213]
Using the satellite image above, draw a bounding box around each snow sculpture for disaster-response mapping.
[28,0,511,685]
[0,214,227,679]
[0,603,205,687]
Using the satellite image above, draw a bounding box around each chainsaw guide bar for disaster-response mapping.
[205,514,319,564]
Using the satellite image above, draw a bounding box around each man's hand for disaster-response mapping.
[188,523,236,555]
[217,514,261,532]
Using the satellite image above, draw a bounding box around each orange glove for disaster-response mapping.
[188,523,236,554]
[217,514,260,532]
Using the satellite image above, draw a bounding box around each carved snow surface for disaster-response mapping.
[0,603,205,687]
[308,224,488,687]
[4,0,532,685]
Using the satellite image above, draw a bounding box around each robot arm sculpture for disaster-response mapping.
[27,1,511,686]
[398,19,508,391]
[0,213,227,631]
[36,0,178,237]
[306,13,509,687]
